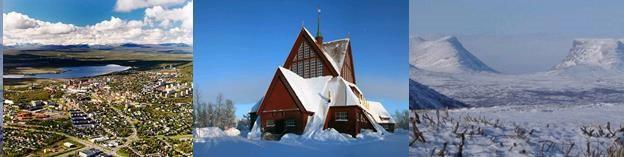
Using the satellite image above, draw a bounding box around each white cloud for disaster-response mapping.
[115,0,187,12]
[3,1,192,45]
[4,12,41,29]
[144,1,192,29]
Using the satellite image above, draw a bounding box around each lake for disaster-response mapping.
[4,64,131,79]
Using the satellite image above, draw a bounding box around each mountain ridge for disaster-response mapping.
[410,36,498,73]
[553,39,624,71]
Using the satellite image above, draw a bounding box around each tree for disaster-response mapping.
[393,109,410,130]
[194,93,238,130]
[237,113,251,132]
[223,99,236,129]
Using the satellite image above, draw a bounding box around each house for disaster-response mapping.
[78,148,102,157]
[63,142,76,148]
[249,13,395,139]
[16,112,33,121]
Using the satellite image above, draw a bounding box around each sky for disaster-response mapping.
[411,0,624,74]
[195,0,409,118]
[3,0,192,45]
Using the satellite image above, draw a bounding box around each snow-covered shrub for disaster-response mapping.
[309,128,353,142]
[280,133,301,144]
[194,127,226,139]
[224,128,241,137]
[356,129,383,140]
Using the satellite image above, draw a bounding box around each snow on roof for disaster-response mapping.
[249,98,263,113]
[279,67,364,111]
[328,78,361,107]
[301,27,351,74]
[322,39,350,72]
[253,67,394,137]
[366,101,395,124]
[302,27,317,43]
[278,67,332,114]
[280,66,393,124]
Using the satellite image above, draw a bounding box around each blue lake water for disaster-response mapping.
[4,64,131,79]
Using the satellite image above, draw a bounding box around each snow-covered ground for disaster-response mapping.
[409,36,624,156]
[410,103,624,156]
[411,66,624,107]
[194,127,407,157]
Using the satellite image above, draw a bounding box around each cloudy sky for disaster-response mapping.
[3,0,192,45]
[195,0,408,118]
[411,0,624,74]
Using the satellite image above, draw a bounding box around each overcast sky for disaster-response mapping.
[411,0,624,74]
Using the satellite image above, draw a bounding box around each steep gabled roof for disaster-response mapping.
[297,27,352,75]
[322,38,351,72]
[285,28,340,76]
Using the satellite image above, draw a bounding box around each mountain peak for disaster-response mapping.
[553,38,624,70]
[437,35,458,42]
[410,36,497,73]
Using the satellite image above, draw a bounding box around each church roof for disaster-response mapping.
[268,67,391,125]
[301,27,351,73]
[322,39,350,72]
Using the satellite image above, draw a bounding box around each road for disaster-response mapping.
[5,125,115,156]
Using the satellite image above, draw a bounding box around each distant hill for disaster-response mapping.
[410,36,497,73]
[553,39,624,71]
[5,43,193,54]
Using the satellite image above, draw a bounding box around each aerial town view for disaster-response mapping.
[2,0,193,156]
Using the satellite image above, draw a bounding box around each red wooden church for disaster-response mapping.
[249,12,395,140]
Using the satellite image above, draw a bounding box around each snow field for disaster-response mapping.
[195,127,407,157]
[409,104,624,156]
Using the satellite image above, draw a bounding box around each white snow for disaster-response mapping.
[410,36,497,73]
[194,127,242,140]
[306,128,354,142]
[410,37,624,156]
[367,101,396,124]
[195,128,407,157]
[323,38,350,72]
[224,128,241,137]
[412,54,624,107]
[410,104,624,156]
[410,38,624,107]
[194,127,227,139]
[554,39,624,70]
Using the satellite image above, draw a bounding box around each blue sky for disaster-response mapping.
[4,0,143,26]
[195,0,408,118]
[411,0,624,74]
[3,0,192,45]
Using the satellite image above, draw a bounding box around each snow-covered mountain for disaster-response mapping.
[553,39,624,70]
[410,79,468,110]
[410,36,497,73]
[410,37,624,107]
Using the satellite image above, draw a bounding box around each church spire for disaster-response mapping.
[315,7,324,46]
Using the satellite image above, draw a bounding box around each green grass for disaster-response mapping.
[36,139,85,156]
